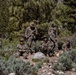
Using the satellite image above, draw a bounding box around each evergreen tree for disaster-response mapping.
[0,0,9,37]
[63,0,76,32]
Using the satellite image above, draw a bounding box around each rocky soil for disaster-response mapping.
[11,53,76,75]
[37,56,76,75]
[27,54,76,75]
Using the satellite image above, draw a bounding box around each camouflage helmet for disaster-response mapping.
[67,39,71,43]
[30,22,35,27]
[20,38,24,42]
[50,22,56,27]
[33,20,37,23]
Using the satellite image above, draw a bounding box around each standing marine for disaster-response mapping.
[25,22,38,53]
[48,22,57,43]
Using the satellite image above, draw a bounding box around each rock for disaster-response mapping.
[43,63,47,66]
[54,71,64,75]
[54,60,58,63]
[23,73,28,75]
[59,51,64,55]
[47,72,52,75]
[42,74,46,75]
[49,66,52,68]
[32,52,46,59]
[48,63,52,66]
[9,73,15,75]
[51,74,55,75]
[72,68,76,72]
[44,65,48,68]
[56,53,60,57]
[42,66,45,69]
[49,69,54,72]
[42,69,47,72]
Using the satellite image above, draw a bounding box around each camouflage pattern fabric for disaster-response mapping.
[25,25,37,51]
[14,44,29,58]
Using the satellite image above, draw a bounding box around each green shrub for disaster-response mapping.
[59,29,72,37]
[36,62,43,68]
[0,38,19,59]
[69,49,76,63]
[53,49,76,71]
[70,36,76,48]
[53,63,66,71]
[0,57,8,75]
[32,58,43,62]
[0,56,33,75]
[0,56,43,75]
[58,42,63,50]
[31,66,38,75]
[58,52,72,70]
[35,41,40,52]
[72,63,76,70]
[32,58,49,63]
[37,22,50,39]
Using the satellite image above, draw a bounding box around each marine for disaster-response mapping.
[25,22,38,53]
[48,22,57,43]
[40,36,54,56]
[62,40,72,51]
[40,36,48,56]
[14,38,29,59]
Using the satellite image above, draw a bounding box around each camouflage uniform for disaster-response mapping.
[25,22,38,52]
[40,40,48,56]
[48,23,58,37]
[14,39,29,58]
[40,37,54,56]
[48,23,58,54]
[48,23,57,41]
[62,40,72,51]
[48,30,56,42]
[54,38,58,51]
[47,40,55,56]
